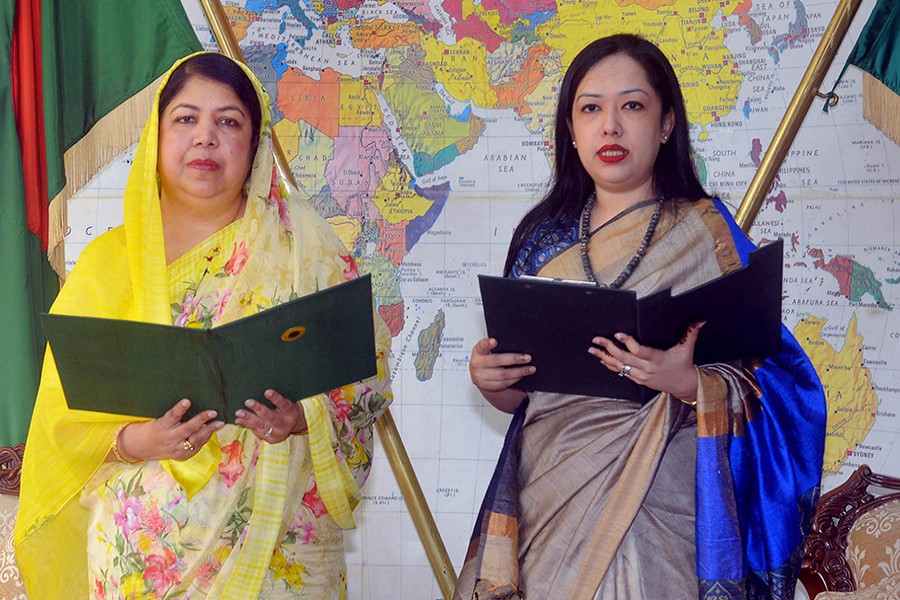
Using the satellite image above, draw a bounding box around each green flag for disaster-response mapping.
[1,0,201,446]
[1,0,58,449]
[827,0,900,144]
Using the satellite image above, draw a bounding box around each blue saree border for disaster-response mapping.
[698,200,827,598]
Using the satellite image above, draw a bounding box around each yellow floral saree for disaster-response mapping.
[14,53,392,599]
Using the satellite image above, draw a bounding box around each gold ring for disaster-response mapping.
[183,439,195,452]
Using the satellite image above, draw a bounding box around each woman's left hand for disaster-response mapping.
[588,322,705,402]
[234,389,308,443]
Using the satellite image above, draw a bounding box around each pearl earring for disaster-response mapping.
[572,141,577,148]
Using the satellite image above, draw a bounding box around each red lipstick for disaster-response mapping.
[597,144,627,164]
[188,158,220,171]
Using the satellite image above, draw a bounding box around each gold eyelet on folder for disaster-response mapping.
[281,326,307,342]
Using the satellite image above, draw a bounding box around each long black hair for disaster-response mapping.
[158,53,262,160]
[503,34,708,276]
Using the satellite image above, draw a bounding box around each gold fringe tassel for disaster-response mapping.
[47,74,164,281]
[862,71,900,147]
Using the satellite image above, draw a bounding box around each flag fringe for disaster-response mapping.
[48,75,163,280]
[862,72,900,147]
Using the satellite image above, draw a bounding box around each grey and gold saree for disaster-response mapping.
[455,198,825,600]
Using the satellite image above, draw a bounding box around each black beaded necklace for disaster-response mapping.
[579,194,663,288]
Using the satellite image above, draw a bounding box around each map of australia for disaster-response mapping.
[794,315,878,475]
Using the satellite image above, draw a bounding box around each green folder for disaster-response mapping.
[42,275,377,422]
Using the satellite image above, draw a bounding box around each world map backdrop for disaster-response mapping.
[64,0,899,597]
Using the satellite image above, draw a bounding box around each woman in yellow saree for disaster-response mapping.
[15,52,392,599]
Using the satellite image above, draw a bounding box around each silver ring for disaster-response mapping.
[183,439,195,452]
[264,426,274,438]
[618,364,632,378]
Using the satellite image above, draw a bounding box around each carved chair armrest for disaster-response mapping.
[800,464,900,593]
[0,444,25,496]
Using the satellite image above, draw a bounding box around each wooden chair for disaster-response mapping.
[799,464,900,598]
[0,444,26,598]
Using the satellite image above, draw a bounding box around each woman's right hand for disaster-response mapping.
[469,337,534,413]
[116,399,224,462]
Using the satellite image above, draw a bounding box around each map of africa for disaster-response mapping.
[65,0,899,597]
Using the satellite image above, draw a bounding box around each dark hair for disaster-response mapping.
[158,53,262,159]
[503,34,708,276]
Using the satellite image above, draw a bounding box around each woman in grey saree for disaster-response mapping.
[455,35,826,600]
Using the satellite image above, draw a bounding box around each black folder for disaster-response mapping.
[42,275,377,421]
[478,240,783,402]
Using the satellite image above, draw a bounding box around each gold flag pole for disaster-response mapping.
[198,1,458,597]
[375,410,458,596]
[734,0,864,233]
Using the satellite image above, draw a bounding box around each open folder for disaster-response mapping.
[479,240,783,402]
[42,275,377,422]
